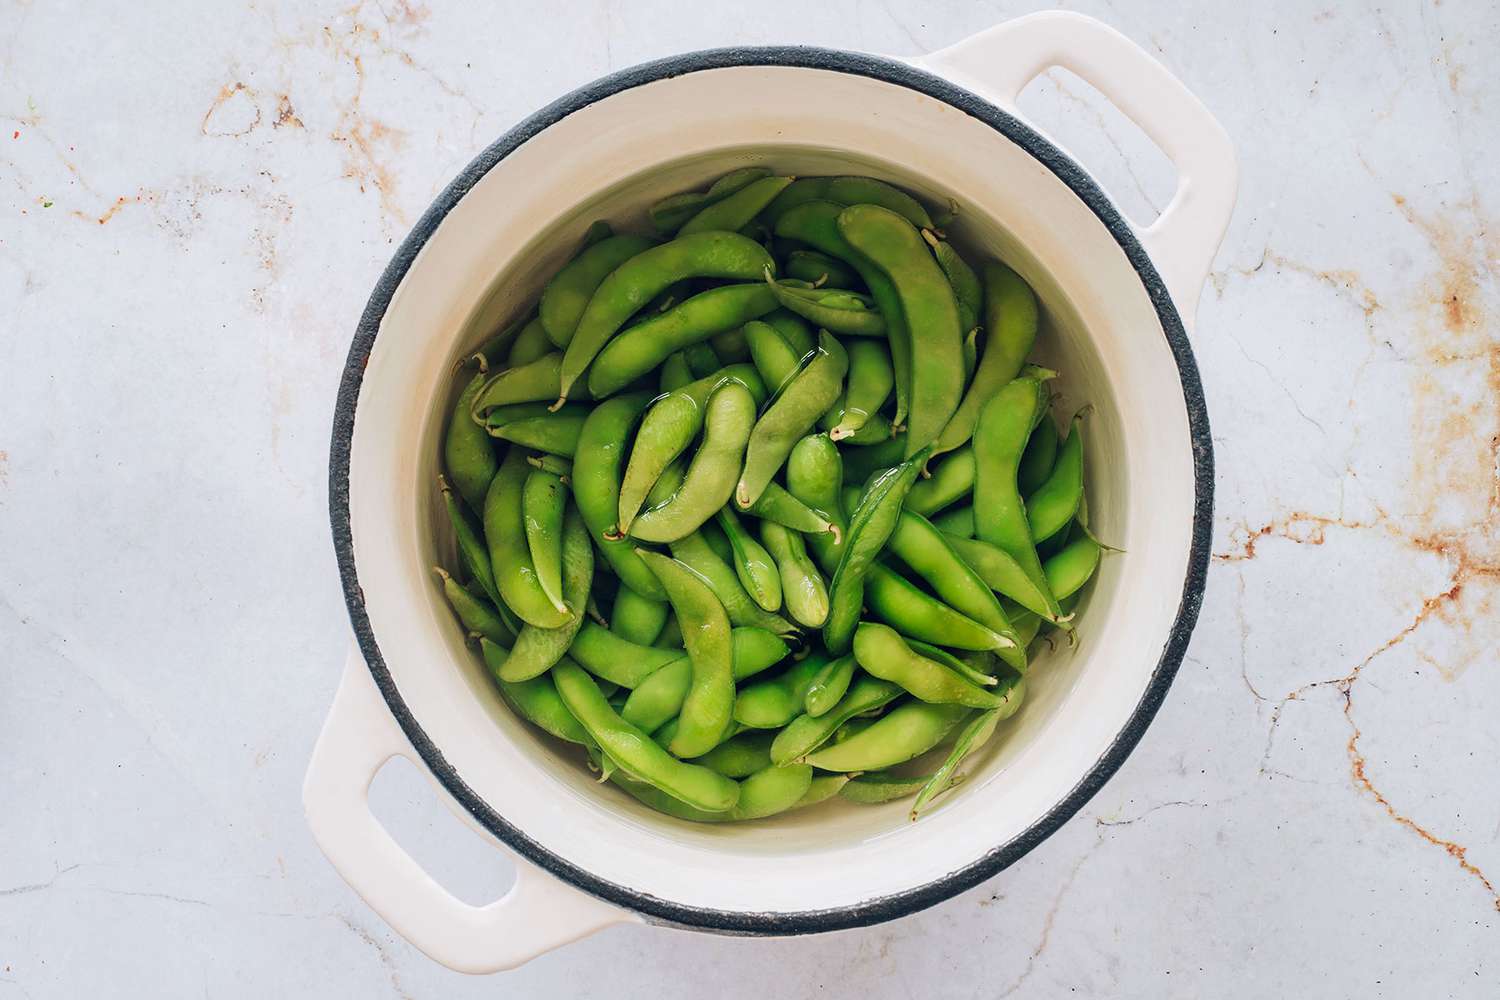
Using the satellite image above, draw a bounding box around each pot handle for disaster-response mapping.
[921,11,1237,330]
[303,650,634,973]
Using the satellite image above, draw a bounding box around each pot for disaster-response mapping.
[305,11,1235,973]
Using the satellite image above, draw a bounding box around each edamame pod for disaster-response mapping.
[840,771,933,803]
[692,730,775,777]
[770,674,904,765]
[632,383,757,543]
[486,407,589,457]
[943,533,1066,624]
[737,332,848,509]
[496,507,592,681]
[659,352,694,392]
[1044,535,1102,601]
[922,229,982,333]
[786,249,860,288]
[839,435,906,485]
[743,481,837,538]
[852,623,1006,708]
[1017,415,1060,496]
[907,446,975,516]
[912,676,1024,817]
[865,563,1014,652]
[804,653,856,717]
[572,393,667,601]
[483,450,572,628]
[621,627,791,732]
[804,700,969,772]
[934,260,1039,455]
[638,550,735,759]
[760,521,829,628]
[444,369,499,511]
[439,476,501,608]
[786,433,848,574]
[678,175,795,236]
[734,654,827,729]
[828,340,895,441]
[553,658,738,812]
[539,234,658,347]
[931,505,974,537]
[650,167,771,232]
[610,584,668,646]
[744,318,803,394]
[522,468,569,613]
[764,273,887,337]
[718,508,782,612]
[1025,413,1084,543]
[764,175,933,229]
[481,639,588,744]
[668,532,797,636]
[471,352,577,418]
[434,567,514,646]
[558,231,775,402]
[568,621,682,688]
[508,317,553,367]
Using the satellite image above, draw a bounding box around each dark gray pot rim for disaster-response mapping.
[328,44,1213,936]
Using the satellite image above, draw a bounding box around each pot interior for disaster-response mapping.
[347,62,1197,918]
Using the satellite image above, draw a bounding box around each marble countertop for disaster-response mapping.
[2,1,1496,996]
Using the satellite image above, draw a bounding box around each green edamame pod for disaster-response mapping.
[794,773,852,809]
[823,448,928,654]
[471,352,574,418]
[744,318,803,394]
[554,658,738,812]
[734,654,829,729]
[649,167,772,232]
[764,273,887,337]
[469,312,531,372]
[887,510,1025,668]
[743,481,837,538]
[1044,535,1102,600]
[692,730,775,777]
[610,584,669,646]
[773,200,913,427]
[540,234,659,347]
[852,623,1005,708]
[638,550,735,759]
[697,516,733,564]
[439,476,501,608]
[507,317,553,367]
[865,563,1015,652]
[770,674,905,765]
[668,535,799,637]
[434,567,514,646]
[911,707,998,817]
[786,433,848,574]
[803,653,855,717]
[481,639,588,744]
[908,641,996,688]
[973,377,1060,616]
[922,229,982,332]
[906,445,975,515]
[581,220,613,248]
[1026,413,1085,543]
[759,521,828,628]
[483,450,571,628]
[786,249,860,288]
[718,508,782,613]
[737,331,848,509]
[839,435,906,485]
[961,328,979,384]
[526,454,573,479]
[558,231,776,402]
[838,413,893,445]
[611,761,812,822]
[765,176,933,229]
[631,383,757,543]
[764,308,814,356]
[496,508,592,682]
[709,325,750,362]
[804,699,970,772]
[572,393,667,601]
[931,505,974,537]
[659,351,694,392]
[943,533,1066,624]
[837,204,963,457]
[1017,415,1059,495]
[678,175,795,236]
[840,770,933,804]
[828,340,895,441]
[621,627,791,732]
[934,260,1039,455]
[522,468,569,614]
[569,621,682,688]
[444,370,499,512]
[655,614,683,649]
[486,407,589,458]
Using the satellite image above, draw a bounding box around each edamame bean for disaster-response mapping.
[481,639,588,744]
[483,450,572,628]
[773,201,913,427]
[837,204,963,457]
[692,730,775,777]
[539,234,658,347]
[434,566,514,645]
[557,231,775,403]
[744,318,803,393]
[737,331,848,509]
[770,674,904,765]
[1017,414,1059,495]
[793,773,852,809]
[828,339,894,441]
[864,563,1014,652]
[571,393,668,601]
[637,550,735,759]
[734,654,827,729]
[852,623,1006,707]
[587,283,779,397]
[621,626,791,732]
[823,448,928,654]
[803,700,969,772]
[1044,535,1102,600]
[522,468,569,613]
[764,273,887,337]
[610,584,669,645]
[973,377,1060,616]
[803,653,855,717]
[553,658,738,812]
[631,382,757,543]
[785,249,860,288]
[568,621,682,687]
[760,521,829,627]
[922,229,982,333]
[496,508,593,681]
[650,167,771,232]
[667,531,797,636]
[764,308,814,356]
[678,175,794,236]
[934,260,1039,455]
[717,508,782,613]
[1026,413,1084,543]
[743,481,837,538]
[444,369,499,511]
[508,317,554,367]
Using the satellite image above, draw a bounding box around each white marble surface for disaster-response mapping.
[3,1,1497,996]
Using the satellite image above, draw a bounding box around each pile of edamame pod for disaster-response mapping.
[437,167,1105,823]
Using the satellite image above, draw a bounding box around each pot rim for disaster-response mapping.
[328,44,1213,935]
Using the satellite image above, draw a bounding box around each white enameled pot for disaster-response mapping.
[306,11,1235,973]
